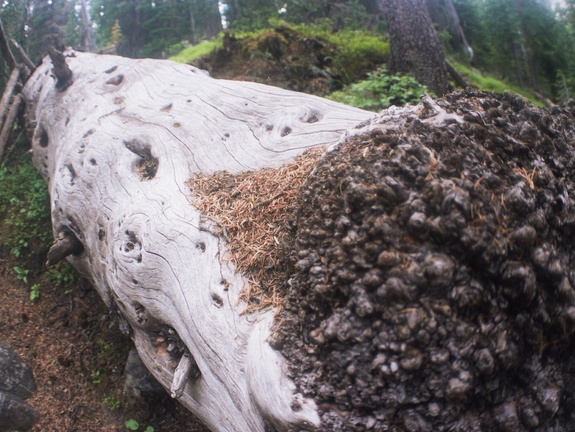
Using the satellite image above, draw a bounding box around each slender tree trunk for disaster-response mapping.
[385,0,450,96]
[204,0,224,40]
[189,0,197,45]
[426,0,474,59]
[79,0,97,52]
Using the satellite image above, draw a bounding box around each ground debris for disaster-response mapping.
[187,146,325,309]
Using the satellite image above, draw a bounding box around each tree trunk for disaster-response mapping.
[18,50,575,432]
[21,51,372,432]
[385,0,451,96]
[426,0,474,59]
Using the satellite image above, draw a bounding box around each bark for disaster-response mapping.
[386,0,451,96]
[21,51,372,432]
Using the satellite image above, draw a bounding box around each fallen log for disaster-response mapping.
[20,49,575,431]
[22,50,371,432]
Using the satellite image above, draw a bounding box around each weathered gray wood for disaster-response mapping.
[0,93,22,163]
[10,39,36,72]
[0,67,20,127]
[22,51,373,431]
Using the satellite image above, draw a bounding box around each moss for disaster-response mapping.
[451,60,545,107]
[169,39,223,64]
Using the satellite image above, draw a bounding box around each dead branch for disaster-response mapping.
[0,67,20,126]
[445,59,470,89]
[11,39,36,72]
[46,231,84,267]
[0,93,22,163]
[0,18,16,71]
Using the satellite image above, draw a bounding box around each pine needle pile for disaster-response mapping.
[186,147,325,309]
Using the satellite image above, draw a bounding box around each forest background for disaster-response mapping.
[1,0,575,105]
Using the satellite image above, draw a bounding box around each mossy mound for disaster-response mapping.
[192,26,388,96]
[275,90,575,431]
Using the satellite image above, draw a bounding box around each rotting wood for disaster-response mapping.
[0,93,22,163]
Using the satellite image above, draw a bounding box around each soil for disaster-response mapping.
[0,254,208,432]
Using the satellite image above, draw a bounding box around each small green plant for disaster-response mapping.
[125,419,154,431]
[0,152,52,260]
[125,419,139,431]
[46,262,77,288]
[103,395,122,410]
[13,266,30,284]
[90,370,103,384]
[328,66,429,111]
[29,283,40,301]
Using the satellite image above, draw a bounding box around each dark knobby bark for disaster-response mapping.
[386,0,450,96]
[47,46,73,91]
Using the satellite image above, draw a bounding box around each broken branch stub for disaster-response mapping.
[47,46,73,91]
[22,51,372,431]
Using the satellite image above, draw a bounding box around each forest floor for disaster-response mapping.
[0,254,208,432]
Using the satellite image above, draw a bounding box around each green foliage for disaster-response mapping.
[125,419,139,430]
[124,419,154,431]
[90,370,103,385]
[169,38,223,64]
[29,283,41,301]
[0,153,52,261]
[328,67,429,111]
[13,266,30,284]
[46,262,78,288]
[103,395,122,410]
[450,61,544,106]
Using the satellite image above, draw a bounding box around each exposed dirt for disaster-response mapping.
[273,90,575,431]
[0,254,208,431]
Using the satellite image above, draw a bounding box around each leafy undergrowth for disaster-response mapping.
[328,66,430,111]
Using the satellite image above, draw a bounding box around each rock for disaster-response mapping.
[124,348,165,397]
[0,391,38,432]
[0,343,36,399]
[0,343,38,431]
